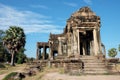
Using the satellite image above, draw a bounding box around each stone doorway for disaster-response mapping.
[79,30,93,56]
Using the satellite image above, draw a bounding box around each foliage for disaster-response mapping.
[16,53,27,64]
[0,30,4,61]
[27,57,35,62]
[0,30,5,42]
[2,72,18,80]
[15,47,27,64]
[4,52,11,63]
[108,48,117,57]
[3,26,26,66]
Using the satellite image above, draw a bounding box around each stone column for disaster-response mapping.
[43,46,46,60]
[67,39,71,57]
[98,29,102,53]
[67,23,72,57]
[73,32,77,54]
[49,48,51,59]
[58,37,62,55]
[39,48,41,59]
[77,30,80,55]
[36,48,39,60]
[93,28,99,55]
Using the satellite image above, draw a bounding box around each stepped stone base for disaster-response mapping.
[35,55,120,75]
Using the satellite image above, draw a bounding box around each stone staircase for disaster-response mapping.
[80,56,108,74]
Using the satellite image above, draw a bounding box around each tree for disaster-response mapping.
[108,48,117,57]
[3,26,26,66]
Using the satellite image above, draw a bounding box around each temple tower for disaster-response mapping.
[65,7,102,57]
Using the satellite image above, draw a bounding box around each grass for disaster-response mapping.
[0,64,26,75]
[2,72,18,80]
[0,63,6,68]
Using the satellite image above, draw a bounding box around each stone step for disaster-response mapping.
[73,56,110,74]
[84,68,107,71]
[80,56,96,58]
[83,70,108,74]
[84,62,105,65]
[80,58,103,63]
[84,65,105,68]
[80,58,97,60]
[84,66,106,68]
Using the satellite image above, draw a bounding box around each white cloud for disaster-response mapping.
[83,0,92,5]
[64,2,77,7]
[30,5,49,9]
[0,3,63,34]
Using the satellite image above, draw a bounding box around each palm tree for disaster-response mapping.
[3,26,26,66]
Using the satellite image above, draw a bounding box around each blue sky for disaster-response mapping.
[0,0,120,58]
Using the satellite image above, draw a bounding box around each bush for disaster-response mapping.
[17,59,23,64]
[2,72,18,80]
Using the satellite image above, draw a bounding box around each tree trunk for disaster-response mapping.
[10,52,15,66]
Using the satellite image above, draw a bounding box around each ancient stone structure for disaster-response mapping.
[36,7,119,74]
[37,7,105,60]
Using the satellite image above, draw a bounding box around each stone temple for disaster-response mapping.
[36,7,117,74]
[36,7,105,60]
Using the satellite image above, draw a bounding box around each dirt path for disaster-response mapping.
[41,72,120,80]
[0,74,7,80]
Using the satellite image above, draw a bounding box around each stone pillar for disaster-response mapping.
[49,48,51,59]
[49,48,53,60]
[49,41,53,60]
[39,48,41,59]
[93,28,99,55]
[36,48,39,60]
[58,37,62,55]
[98,30,102,53]
[67,23,72,57]
[43,46,46,60]
[73,32,77,54]
[67,40,71,57]
[77,30,80,55]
